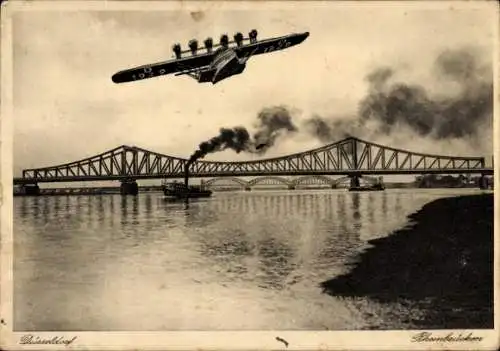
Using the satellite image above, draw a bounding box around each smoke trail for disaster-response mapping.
[187,46,492,167]
[365,67,394,92]
[252,106,298,153]
[187,105,298,164]
[303,47,493,146]
[187,127,251,163]
[431,47,493,139]
[303,115,364,143]
[358,49,493,139]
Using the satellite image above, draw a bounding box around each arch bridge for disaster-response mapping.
[203,175,361,190]
[14,137,492,194]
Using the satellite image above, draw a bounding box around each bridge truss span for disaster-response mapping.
[16,137,491,184]
[21,145,192,182]
[353,139,486,172]
[186,137,488,176]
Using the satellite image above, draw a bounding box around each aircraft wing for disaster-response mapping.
[235,32,309,58]
[112,52,214,84]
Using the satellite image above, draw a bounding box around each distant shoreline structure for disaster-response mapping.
[13,177,491,197]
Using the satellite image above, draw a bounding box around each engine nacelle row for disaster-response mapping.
[172,29,258,58]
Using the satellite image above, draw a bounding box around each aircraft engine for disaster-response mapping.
[204,37,213,52]
[172,43,182,59]
[220,34,229,47]
[249,29,258,43]
[188,39,199,55]
[234,32,244,46]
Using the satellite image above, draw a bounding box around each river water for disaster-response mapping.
[13,188,484,331]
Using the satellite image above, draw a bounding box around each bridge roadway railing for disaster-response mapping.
[14,137,493,184]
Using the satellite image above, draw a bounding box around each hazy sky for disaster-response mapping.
[12,2,496,176]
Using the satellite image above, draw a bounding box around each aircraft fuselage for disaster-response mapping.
[197,48,248,84]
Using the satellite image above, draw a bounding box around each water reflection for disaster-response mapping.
[257,238,295,290]
[120,196,129,225]
[19,197,28,218]
[351,192,361,221]
[13,189,478,331]
[181,192,369,296]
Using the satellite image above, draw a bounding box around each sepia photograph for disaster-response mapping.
[1,0,498,350]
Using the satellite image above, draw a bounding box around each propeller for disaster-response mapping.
[204,37,213,52]
[249,29,258,43]
[234,32,244,46]
[220,34,229,47]
[188,39,199,55]
[172,43,182,59]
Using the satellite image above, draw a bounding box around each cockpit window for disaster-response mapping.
[214,47,226,54]
[212,49,235,66]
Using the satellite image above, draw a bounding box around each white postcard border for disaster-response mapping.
[1,1,498,350]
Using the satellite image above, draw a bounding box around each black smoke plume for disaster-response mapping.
[187,127,251,164]
[303,115,362,143]
[252,106,298,152]
[303,47,493,144]
[187,106,298,165]
[186,46,492,168]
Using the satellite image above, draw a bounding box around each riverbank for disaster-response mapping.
[321,193,494,329]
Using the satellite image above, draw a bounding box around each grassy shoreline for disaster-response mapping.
[321,193,494,329]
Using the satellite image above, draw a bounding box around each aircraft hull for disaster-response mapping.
[211,49,246,84]
[195,49,246,84]
[197,70,216,83]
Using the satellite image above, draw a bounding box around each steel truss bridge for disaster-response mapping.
[14,137,493,190]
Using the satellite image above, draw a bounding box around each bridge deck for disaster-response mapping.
[13,168,493,184]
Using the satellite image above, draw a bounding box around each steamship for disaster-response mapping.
[348,183,385,192]
[161,177,212,199]
[348,176,385,192]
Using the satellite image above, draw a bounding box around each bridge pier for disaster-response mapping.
[120,179,139,195]
[479,174,491,190]
[349,175,361,188]
[376,176,385,188]
[21,184,40,196]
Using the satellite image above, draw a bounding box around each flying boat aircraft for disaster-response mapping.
[111,30,309,85]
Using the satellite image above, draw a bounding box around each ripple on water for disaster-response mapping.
[13,189,485,330]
